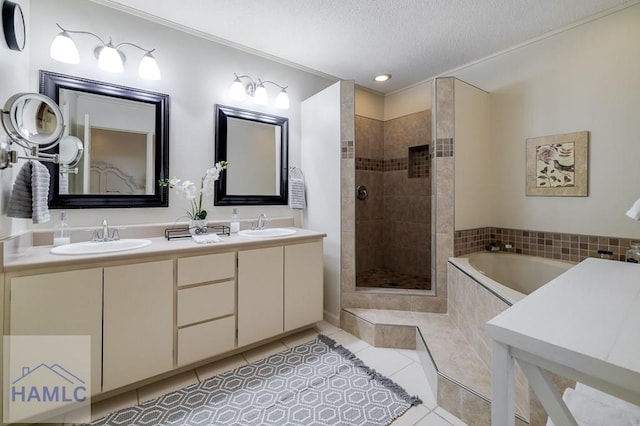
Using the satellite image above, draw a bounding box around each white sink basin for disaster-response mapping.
[238,228,296,238]
[50,239,152,255]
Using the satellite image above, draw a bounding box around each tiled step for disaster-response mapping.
[341,308,529,426]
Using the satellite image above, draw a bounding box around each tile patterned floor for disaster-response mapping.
[87,321,467,426]
[357,268,432,290]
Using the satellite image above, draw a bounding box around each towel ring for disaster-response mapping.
[0,92,73,169]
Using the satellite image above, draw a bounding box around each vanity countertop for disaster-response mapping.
[1,227,325,273]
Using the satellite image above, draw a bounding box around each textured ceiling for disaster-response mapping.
[96,0,635,94]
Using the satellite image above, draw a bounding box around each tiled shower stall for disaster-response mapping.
[355,111,432,291]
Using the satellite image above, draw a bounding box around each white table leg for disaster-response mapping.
[491,340,515,426]
[518,359,578,426]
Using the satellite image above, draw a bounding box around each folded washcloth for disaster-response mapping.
[546,385,640,426]
[626,197,640,221]
[192,234,222,244]
[7,161,51,224]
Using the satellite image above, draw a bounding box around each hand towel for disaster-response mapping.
[30,160,51,224]
[7,161,51,224]
[626,197,640,220]
[7,161,34,219]
[288,167,306,210]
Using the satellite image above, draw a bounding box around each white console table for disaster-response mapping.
[486,258,640,426]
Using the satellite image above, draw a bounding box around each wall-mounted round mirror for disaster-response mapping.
[58,135,83,167]
[1,92,64,148]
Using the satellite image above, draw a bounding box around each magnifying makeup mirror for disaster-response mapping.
[0,92,83,169]
[58,135,83,167]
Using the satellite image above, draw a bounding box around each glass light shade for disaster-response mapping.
[275,89,290,109]
[98,43,124,73]
[139,52,161,80]
[50,32,79,64]
[229,79,246,101]
[253,84,268,105]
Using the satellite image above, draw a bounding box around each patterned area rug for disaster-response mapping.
[90,335,421,425]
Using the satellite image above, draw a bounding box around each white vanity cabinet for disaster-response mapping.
[238,246,285,346]
[8,268,103,395]
[284,241,324,331]
[102,260,173,392]
[2,228,325,402]
[238,240,324,346]
[176,252,237,366]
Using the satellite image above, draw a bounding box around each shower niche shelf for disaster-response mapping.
[408,144,429,179]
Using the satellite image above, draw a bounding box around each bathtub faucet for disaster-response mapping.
[486,242,501,252]
[486,242,513,252]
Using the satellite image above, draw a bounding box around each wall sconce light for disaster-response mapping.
[229,73,289,109]
[49,23,161,80]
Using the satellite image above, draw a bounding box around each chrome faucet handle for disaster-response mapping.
[111,228,120,241]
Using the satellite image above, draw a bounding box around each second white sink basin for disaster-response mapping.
[50,239,152,255]
[238,228,296,238]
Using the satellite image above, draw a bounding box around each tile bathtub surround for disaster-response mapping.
[454,226,638,263]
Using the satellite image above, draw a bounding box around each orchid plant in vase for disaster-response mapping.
[159,161,228,233]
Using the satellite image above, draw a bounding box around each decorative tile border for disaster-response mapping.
[454,226,637,262]
[341,140,354,159]
[354,156,409,172]
[435,138,454,157]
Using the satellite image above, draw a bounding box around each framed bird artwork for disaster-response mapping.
[526,131,589,196]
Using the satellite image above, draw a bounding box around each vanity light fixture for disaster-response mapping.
[229,73,289,109]
[49,23,161,80]
[374,73,392,82]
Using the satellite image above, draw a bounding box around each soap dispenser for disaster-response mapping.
[230,208,240,233]
[53,211,70,246]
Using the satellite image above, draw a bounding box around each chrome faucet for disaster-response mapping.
[91,219,120,242]
[102,219,109,241]
[252,213,269,230]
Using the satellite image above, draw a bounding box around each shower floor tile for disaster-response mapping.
[357,268,431,290]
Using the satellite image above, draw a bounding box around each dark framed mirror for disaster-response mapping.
[39,70,169,208]
[214,105,288,205]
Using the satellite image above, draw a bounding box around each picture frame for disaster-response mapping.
[526,131,589,197]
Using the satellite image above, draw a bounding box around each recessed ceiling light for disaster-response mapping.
[374,74,391,82]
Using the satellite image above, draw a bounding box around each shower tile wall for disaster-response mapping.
[355,111,432,289]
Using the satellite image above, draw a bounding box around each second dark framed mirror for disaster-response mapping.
[39,70,169,208]
[214,105,288,206]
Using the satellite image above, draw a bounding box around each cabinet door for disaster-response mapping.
[9,269,103,395]
[103,260,173,392]
[237,247,283,346]
[284,241,324,331]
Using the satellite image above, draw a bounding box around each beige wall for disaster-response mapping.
[454,80,491,230]
[454,4,640,239]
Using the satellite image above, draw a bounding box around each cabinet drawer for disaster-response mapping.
[177,252,235,286]
[177,280,235,326]
[177,316,236,366]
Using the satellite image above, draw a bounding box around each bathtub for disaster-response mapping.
[450,252,575,304]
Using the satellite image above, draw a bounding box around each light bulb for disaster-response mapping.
[275,89,290,109]
[139,52,161,80]
[98,42,123,73]
[50,31,79,64]
[229,78,246,101]
[253,83,268,105]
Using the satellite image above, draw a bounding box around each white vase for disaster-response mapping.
[188,219,208,235]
